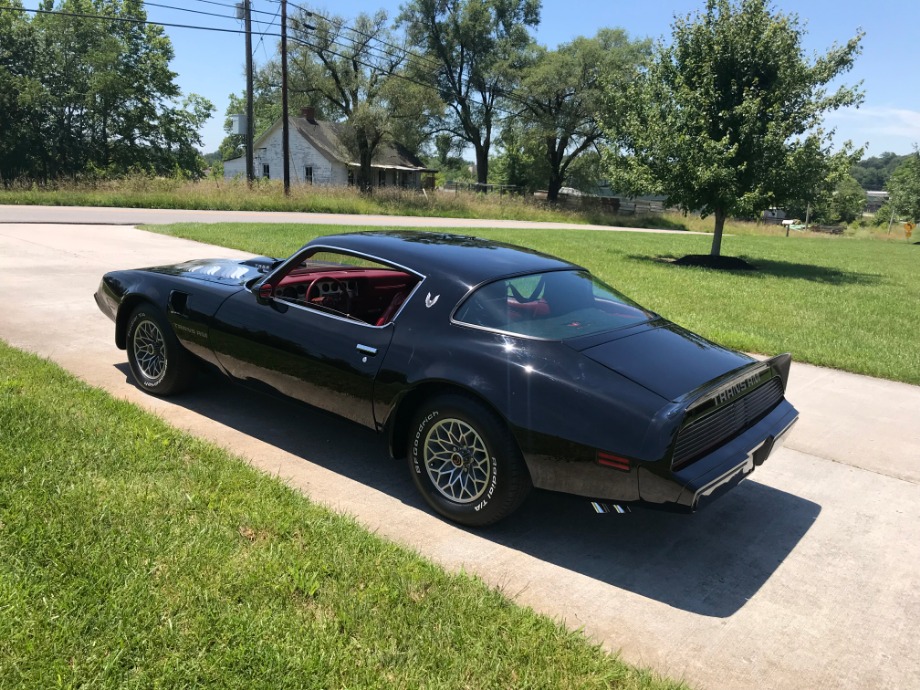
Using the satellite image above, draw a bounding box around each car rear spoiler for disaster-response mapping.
[679,352,793,413]
[767,352,793,389]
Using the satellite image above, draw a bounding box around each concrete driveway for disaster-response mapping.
[1,223,918,690]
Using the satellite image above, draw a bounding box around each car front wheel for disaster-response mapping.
[409,394,531,527]
[126,305,195,396]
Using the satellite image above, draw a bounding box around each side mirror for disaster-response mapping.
[256,283,274,303]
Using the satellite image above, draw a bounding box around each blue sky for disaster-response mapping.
[24,1,920,157]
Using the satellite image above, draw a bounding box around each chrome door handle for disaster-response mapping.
[356,344,378,356]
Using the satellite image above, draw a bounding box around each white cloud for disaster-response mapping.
[825,106,920,154]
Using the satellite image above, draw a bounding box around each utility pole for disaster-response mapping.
[281,0,290,195]
[244,1,255,184]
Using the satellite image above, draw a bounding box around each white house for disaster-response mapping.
[224,107,435,188]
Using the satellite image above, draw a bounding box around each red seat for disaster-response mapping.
[376,290,409,326]
[508,298,550,321]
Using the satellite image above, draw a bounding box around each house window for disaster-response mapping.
[347,170,355,186]
[305,166,313,184]
[378,169,386,187]
[262,163,270,179]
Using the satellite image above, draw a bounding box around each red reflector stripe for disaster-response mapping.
[597,451,631,471]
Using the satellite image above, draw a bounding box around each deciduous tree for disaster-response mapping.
[0,0,213,181]
[400,0,540,185]
[851,151,909,191]
[520,29,649,201]
[606,0,863,257]
[0,0,43,181]
[886,151,920,223]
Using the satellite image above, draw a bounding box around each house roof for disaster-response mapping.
[227,116,436,172]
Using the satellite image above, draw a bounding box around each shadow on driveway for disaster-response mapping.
[119,365,820,619]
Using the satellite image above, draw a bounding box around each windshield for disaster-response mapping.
[453,270,654,339]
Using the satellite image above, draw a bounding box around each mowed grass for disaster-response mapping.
[0,341,684,689]
[148,223,920,385]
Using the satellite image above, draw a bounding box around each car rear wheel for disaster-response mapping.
[126,304,195,396]
[409,394,531,527]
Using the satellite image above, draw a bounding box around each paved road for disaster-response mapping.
[1,223,918,690]
[0,203,694,233]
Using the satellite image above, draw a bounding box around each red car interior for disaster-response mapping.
[275,268,418,326]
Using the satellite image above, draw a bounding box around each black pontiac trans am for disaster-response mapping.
[95,231,798,526]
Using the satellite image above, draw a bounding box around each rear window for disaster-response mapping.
[453,270,653,339]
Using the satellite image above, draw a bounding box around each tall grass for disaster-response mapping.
[6,176,908,240]
[0,176,691,228]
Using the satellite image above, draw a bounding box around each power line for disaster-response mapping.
[1,3,295,55]
[248,9,523,119]
[2,3,526,118]
[1,5,250,36]
[288,29,525,118]
[277,0,444,75]
[254,2,283,64]
[188,0,283,21]
[188,0,240,9]
[298,6,537,115]
[291,27,409,71]
[289,33,521,119]
[281,2,527,115]
[142,1,235,23]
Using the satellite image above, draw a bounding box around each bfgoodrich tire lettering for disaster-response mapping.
[409,393,531,527]
[126,304,195,396]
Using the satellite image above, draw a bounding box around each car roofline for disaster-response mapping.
[307,231,577,285]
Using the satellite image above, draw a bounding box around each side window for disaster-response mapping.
[262,163,270,179]
[270,249,421,326]
[305,166,313,184]
[454,270,651,339]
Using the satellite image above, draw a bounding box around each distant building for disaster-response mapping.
[763,208,788,223]
[224,107,435,189]
[865,190,889,213]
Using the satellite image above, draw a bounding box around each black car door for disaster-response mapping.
[208,290,395,429]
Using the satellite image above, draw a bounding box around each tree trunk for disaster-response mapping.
[545,136,566,202]
[475,145,489,186]
[710,209,726,257]
[357,140,373,193]
[546,170,564,202]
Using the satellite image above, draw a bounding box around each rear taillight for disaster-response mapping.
[596,450,631,472]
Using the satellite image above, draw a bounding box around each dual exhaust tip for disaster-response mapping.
[591,502,631,514]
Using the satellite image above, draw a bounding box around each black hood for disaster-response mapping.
[145,256,278,286]
[580,322,754,401]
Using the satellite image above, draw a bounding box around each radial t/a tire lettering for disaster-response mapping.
[125,304,195,396]
[409,393,531,527]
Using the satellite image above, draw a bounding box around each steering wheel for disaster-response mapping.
[306,277,352,314]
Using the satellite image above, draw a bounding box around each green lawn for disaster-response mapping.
[148,222,920,385]
[0,341,683,689]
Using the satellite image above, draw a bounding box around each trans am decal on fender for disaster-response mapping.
[95,231,798,526]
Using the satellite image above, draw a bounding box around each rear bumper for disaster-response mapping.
[638,400,798,511]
